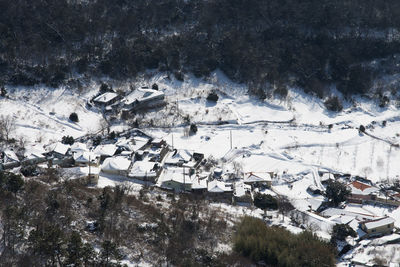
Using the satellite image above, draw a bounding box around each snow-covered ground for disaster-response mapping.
[3,70,400,265]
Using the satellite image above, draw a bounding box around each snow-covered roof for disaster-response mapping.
[101,156,131,172]
[70,142,88,153]
[191,177,208,190]
[74,151,98,163]
[208,180,232,193]
[165,149,192,165]
[234,182,251,197]
[362,217,395,230]
[349,181,379,195]
[160,167,192,184]
[47,142,70,155]
[321,208,377,221]
[2,149,19,163]
[244,172,272,183]
[24,145,46,160]
[93,144,117,157]
[129,161,157,177]
[123,89,164,106]
[93,92,118,103]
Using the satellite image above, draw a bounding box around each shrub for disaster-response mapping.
[324,96,343,112]
[151,83,158,90]
[359,124,366,133]
[331,224,357,242]
[21,165,38,177]
[253,193,278,210]
[61,135,74,145]
[69,112,79,122]
[206,91,219,102]
[189,123,198,135]
[174,71,184,81]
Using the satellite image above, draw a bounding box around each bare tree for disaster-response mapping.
[0,115,16,142]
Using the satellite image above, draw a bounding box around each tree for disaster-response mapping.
[330,224,357,243]
[206,91,218,102]
[253,193,278,210]
[189,123,198,135]
[5,173,24,196]
[100,240,123,266]
[0,115,16,141]
[324,96,343,112]
[61,135,74,145]
[69,112,79,122]
[277,196,294,220]
[325,180,351,206]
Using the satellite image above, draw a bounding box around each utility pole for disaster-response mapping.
[171,133,174,150]
[88,155,91,184]
[230,130,233,150]
[183,166,185,192]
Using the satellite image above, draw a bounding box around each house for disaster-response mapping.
[123,88,165,111]
[100,156,131,176]
[161,171,192,192]
[93,144,117,162]
[70,142,89,154]
[1,149,20,169]
[164,149,192,166]
[191,176,208,193]
[45,142,70,159]
[234,182,252,204]
[78,166,100,184]
[207,180,233,200]
[359,216,395,238]
[93,92,119,107]
[128,161,161,183]
[73,151,100,167]
[23,145,47,165]
[244,172,272,188]
[348,180,379,201]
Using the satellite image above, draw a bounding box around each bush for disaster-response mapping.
[324,96,343,112]
[62,135,74,145]
[331,224,357,242]
[359,124,366,133]
[253,193,278,210]
[189,123,198,135]
[206,91,219,102]
[21,165,38,177]
[69,112,79,122]
[234,216,335,266]
[151,83,158,90]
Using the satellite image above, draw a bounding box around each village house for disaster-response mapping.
[160,167,192,192]
[191,176,208,194]
[347,180,380,203]
[123,88,165,111]
[0,149,20,170]
[45,142,71,159]
[243,172,272,188]
[73,151,100,167]
[100,156,131,176]
[207,180,233,201]
[93,92,120,107]
[23,146,47,165]
[164,149,192,166]
[234,182,252,204]
[128,161,161,183]
[93,144,118,162]
[359,216,395,238]
[78,166,100,184]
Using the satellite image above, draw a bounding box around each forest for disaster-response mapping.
[1,0,400,96]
